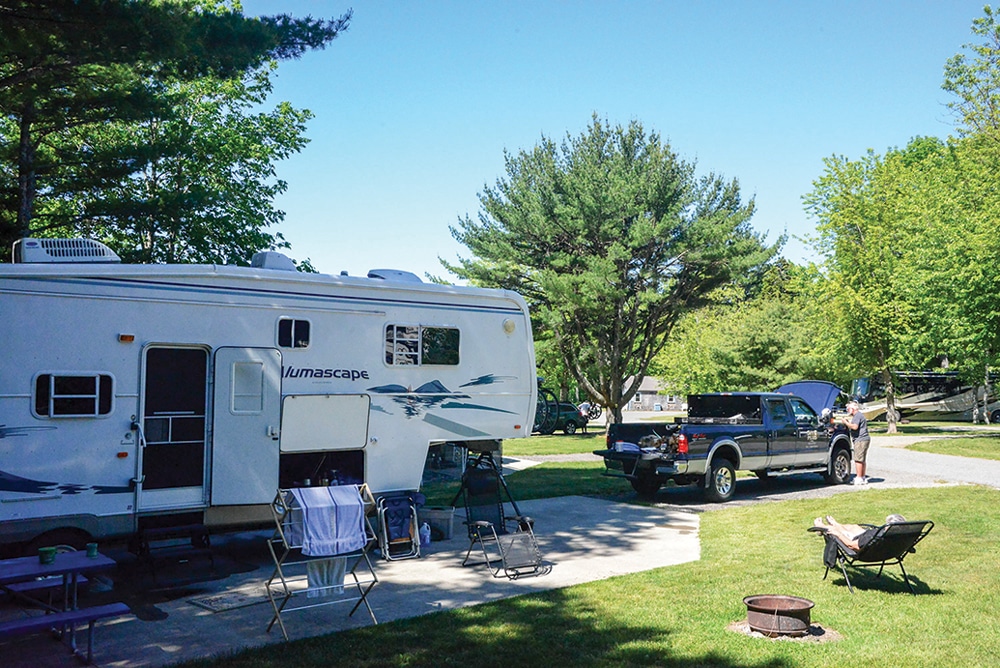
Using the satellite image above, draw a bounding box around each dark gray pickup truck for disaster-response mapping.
[593,384,852,502]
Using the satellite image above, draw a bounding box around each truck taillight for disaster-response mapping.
[676,433,688,454]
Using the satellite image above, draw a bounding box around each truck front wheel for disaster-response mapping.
[630,472,662,498]
[825,447,851,485]
[704,459,736,502]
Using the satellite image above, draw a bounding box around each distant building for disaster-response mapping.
[626,376,683,411]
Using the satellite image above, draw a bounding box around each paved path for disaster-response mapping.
[0,496,700,668]
[867,433,1000,488]
[514,429,1000,512]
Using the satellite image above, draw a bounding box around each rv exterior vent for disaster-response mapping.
[251,251,297,271]
[367,268,422,283]
[13,238,121,263]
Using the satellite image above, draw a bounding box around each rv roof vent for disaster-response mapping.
[367,268,422,283]
[13,238,121,263]
[251,251,297,271]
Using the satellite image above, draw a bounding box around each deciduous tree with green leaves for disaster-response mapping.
[651,261,843,395]
[804,145,931,433]
[447,116,779,423]
[943,4,1000,136]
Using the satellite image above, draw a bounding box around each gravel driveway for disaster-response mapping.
[516,430,1000,512]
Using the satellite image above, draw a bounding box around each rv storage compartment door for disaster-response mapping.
[211,347,282,506]
[279,394,370,452]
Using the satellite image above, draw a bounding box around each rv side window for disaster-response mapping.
[277,318,310,348]
[385,325,460,366]
[34,374,113,417]
[422,327,460,365]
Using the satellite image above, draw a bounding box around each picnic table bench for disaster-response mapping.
[0,602,131,664]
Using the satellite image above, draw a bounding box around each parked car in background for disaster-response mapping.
[537,402,585,435]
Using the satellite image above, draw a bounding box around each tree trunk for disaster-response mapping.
[881,366,898,435]
[15,107,37,243]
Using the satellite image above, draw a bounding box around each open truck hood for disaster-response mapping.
[776,380,845,415]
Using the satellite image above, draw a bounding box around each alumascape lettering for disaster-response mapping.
[282,366,370,381]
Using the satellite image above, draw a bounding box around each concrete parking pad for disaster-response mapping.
[1,495,699,667]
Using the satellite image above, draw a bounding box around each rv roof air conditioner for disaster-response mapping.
[251,251,297,271]
[367,269,422,283]
[13,238,121,264]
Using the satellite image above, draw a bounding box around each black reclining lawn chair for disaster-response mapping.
[450,451,543,579]
[809,520,934,593]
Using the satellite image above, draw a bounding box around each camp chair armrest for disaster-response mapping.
[470,520,494,529]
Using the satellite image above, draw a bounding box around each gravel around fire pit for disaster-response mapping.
[727,620,843,643]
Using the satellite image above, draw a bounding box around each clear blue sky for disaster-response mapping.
[240,1,986,280]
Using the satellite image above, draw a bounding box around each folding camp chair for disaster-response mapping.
[451,451,543,579]
[376,491,425,561]
[809,520,934,593]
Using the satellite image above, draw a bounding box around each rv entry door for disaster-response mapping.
[138,346,210,512]
[210,347,282,505]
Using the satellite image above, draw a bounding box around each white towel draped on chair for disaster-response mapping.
[287,486,367,557]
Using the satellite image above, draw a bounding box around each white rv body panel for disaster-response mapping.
[0,257,537,545]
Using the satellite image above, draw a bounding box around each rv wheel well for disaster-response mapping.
[24,527,92,556]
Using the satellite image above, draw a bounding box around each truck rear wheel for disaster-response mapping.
[704,459,736,503]
[825,447,851,485]
[630,472,662,498]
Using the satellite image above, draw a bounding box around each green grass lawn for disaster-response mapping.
[502,432,606,457]
[185,482,1000,667]
[869,421,1000,435]
[907,434,1000,461]
[421,460,629,507]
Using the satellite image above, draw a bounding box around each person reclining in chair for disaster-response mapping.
[812,514,907,550]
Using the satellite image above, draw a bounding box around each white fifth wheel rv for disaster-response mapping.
[0,239,537,550]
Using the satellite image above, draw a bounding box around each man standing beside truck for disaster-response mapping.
[843,401,870,485]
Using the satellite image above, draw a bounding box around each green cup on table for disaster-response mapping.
[38,546,56,564]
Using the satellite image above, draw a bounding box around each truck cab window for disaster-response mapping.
[789,399,818,426]
[766,399,790,424]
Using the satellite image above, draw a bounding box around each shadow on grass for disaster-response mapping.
[821,569,942,596]
[186,586,792,668]
[425,464,850,511]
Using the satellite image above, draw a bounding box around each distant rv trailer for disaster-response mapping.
[850,370,1000,422]
[0,238,537,550]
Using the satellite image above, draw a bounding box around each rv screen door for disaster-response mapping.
[139,346,209,511]
[210,347,282,505]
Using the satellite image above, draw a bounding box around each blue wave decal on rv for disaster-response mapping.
[0,424,57,439]
[0,470,130,496]
[460,374,516,387]
[367,378,518,419]
[0,470,58,494]
[1,426,131,495]
[439,402,515,413]
[368,381,467,418]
